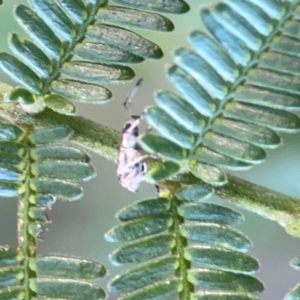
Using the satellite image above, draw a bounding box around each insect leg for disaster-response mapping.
[125,117,142,134]
[146,125,152,133]
[127,155,149,167]
[123,78,143,116]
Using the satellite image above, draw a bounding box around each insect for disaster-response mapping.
[117,78,149,192]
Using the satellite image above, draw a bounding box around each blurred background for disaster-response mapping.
[1,1,300,299]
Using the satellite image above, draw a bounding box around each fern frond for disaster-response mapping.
[0,0,188,114]
[140,0,300,186]
[0,246,106,299]
[106,187,262,300]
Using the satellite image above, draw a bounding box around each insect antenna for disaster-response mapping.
[123,78,143,116]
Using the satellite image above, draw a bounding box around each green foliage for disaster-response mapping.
[1,0,300,299]
[106,187,263,300]
[0,0,188,114]
[0,247,106,299]
[0,120,103,298]
[141,0,300,187]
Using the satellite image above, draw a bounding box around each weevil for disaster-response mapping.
[117,78,149,192]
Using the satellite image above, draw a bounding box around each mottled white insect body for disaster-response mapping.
[117,78,148,192]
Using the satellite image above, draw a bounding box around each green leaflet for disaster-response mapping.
[117,197,171,221]
[30,278,105,299]
[61,61,135,82]
[28,223,43,238]
[97,6,174,32]
[28,207,49,223]
[181,223,252,252]
[139,134,188,162]
[86,24,163,59]
[6,88,36,105]
[259,50,300,75]
[211,116,281,148]
[51,79,112,104]
[0,53,42,94]
[0,151,24,168]
[110,0,189,14]
[33,161,95,181]
[286,283,300,300]
[33,298,69,300]
[32,145,90,162]
[194,146,252,170]
[189,30,238,83]
[86,0,105,5]
[188,269,263,293]
[31,179,83,201]
[247,69,300,100]
[0,123,23,142]
[105,215,172,242]
[174,48,228,100]
[203,132,266,164]
[15,5,63,59]
[30,126,72,145]
[29,194,56,208]
[146,161,181,183]
[201,10,251,66]
[110,234,175,265]
[191,293,260,300]
[223,101,300,131]
[290,255,300,270]
[0,181,19,197]
[213,4,263,51]
[234,85,300,109]
[146,106,195,149]
[28,0,75,42]
[271,34,300,57]
[0,286,24,299]
[119,279,180,300]
[176,184,213,202]
[109,256,177,293]
[44,94,76,115]
[188,160,227,186]
[9,33,52,78]
[185,246,259,274]
[30,256,106,280]
[0,141,25,155]
[56,0,87,24]
[33,297,70,300]
[168,64,217,116]
[0,247,17,268]
[74,42,144,64]
[178,203,244,225]
[0,266,21,288]
[281,17,300,39]
[155,90,206,133]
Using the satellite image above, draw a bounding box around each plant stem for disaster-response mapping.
[179,173,300,238]
[1,87,300,236]
[18,131,37,299]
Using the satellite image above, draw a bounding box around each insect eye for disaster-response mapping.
[125,123,131,130]
[122,123,131,133]
[141,162,147,172]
